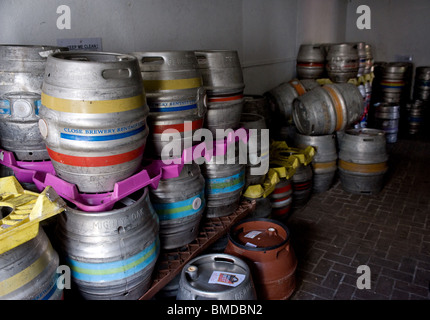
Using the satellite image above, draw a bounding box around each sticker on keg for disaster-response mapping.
[245,242,257,248]
[244,230,262,239]
[208,271,246,287]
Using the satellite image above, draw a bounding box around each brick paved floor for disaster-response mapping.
[287,136,430,300]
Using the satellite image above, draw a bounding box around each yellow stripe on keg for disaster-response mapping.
[41,93,146,114]
[338,160,387,174]
[0,246,51,297]
[312,161,337,170]
[143,77,202,91]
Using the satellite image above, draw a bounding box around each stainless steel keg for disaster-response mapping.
[0,92,48,160]
[265,79,319,123]
[296,44,325,79]
[56,188,160,300]
[374,102,400,143]
[292,83,364,135]
[132,51,206,159]
[337,128,388,194]
[293,132,337,193]
[195,50,244,135]
[176,253,257,300]
[239,113,269,187]
[0,226,63,300]
[326,43,359,83]
[149,163,205,250]
[0,45,67,160]
[201,152,245,218]
[38,51,149,193]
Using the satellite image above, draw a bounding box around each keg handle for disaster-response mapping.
[102,68,132,79]
[140,56,165,65]
[213,256,236,264]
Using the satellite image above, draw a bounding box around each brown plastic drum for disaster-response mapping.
[224,218,297,300]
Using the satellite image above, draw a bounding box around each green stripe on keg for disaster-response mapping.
[152,190,205,221]
[41,93,146,114]
[66,238,159,282]
[206,170,245,195]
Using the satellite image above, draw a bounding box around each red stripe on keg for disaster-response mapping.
[273,184,292,195]
[46,146,144,167]
[293,181,312,190]
[208,94,244,102]
[297,62,325,67]
[272,206,291,217]
[272,196,291,203]
[151,119,204,134]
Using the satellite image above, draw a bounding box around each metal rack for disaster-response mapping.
[139,200,255,300]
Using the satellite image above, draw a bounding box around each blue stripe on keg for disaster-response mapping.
[206,170,245,195]
[60,125,145,141]
[66,238,159,282]
[35,100,41,115]
[40,279,62,300]
[152,190,205,221]
[0,99,11,115]
[147,100,198,113]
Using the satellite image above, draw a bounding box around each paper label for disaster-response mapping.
[208,271,246,287]
[244,230,261,239]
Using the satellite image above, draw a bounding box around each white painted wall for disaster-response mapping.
[0,0,301,95]
[345,0,430,68]
[296,0,347,46]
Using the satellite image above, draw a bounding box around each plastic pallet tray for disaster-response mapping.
[139,200,256,300]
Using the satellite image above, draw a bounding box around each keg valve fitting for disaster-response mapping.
[186,265,199,280]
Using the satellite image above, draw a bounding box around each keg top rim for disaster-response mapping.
[228,217,290,251]
[344,128,386,137]
[49,51,138,63]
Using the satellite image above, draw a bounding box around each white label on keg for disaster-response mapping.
[245,242,257,248]
[243,230,261,239]
[119,197,136,206]
[208,271,246,287]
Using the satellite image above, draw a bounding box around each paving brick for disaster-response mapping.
[374,276,395,297]
[333,283,356,300]
[322,270,344,290]
[312,258,334,277]
[285,138,430,300]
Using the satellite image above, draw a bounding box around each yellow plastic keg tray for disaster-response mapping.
[243,141,315,199]
[0,176,66,254]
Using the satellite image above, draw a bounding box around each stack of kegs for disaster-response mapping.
[195,50,246,217]
[407,66,430,137]
[0,45,67,163]
[373,102,400,143]
[36,51,160,300]
[0,45,68,301]
[371,61,413,137]
[195,50,244,135]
